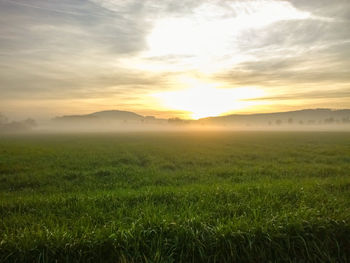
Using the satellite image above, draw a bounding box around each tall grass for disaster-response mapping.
[0,132,349,262]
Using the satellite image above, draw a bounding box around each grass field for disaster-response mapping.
[0,132,349,262]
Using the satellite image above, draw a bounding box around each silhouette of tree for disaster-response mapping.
[168,118,185,125]
[0,113,8,124]
[23,118,37,127]
[342,117,350,123]
[324,117,334,124]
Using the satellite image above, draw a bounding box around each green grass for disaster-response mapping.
[0,131,349,262]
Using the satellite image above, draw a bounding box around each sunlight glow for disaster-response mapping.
[117,1,311,117]
[153,79,264,119]
[145,1,310,73]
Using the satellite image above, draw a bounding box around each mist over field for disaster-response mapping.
[2,108,350,133]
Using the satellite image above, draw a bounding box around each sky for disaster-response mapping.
[0,0,350,120]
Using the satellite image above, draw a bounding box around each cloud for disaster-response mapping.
[246,89,350,102]
[0,0,350,118]
[216,39,350,87]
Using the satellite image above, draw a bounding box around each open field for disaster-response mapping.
[0,132,349,262]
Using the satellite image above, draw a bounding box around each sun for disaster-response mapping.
[152,79,264,119]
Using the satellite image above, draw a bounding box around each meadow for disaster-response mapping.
[0,131,349,262]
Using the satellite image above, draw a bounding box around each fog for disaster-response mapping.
[1,109,350,134]
[39,121,350,133]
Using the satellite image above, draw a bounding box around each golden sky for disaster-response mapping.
[0,0,350,120]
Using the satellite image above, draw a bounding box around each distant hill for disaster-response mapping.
[52,108,350,128]
[53,110,145,123]
[199,109,350,126]
[88,110,144,120]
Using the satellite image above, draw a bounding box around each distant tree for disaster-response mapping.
[342,117,350,123]
[324,117,335,124]
[299,120,304,125]
[275,119,282,125]
[23,118,37,128]
[288,118,293,124]
[0,117,37,132]
[168,118,184,125]
[0,113,8,124]
[144,116,156,124]
[145,116,156,120]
